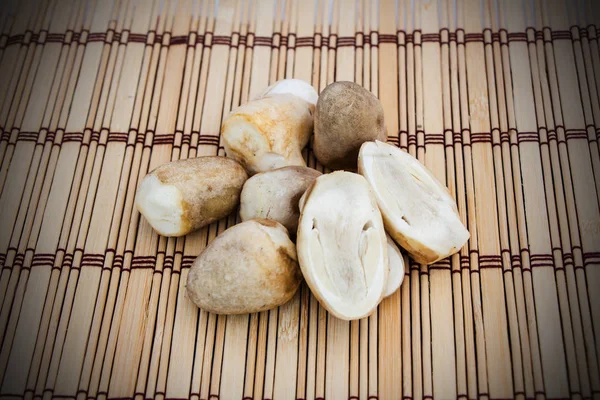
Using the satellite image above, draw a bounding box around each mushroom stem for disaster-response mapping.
[222,93,315,175]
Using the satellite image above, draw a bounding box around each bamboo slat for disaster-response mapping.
[0,0,55,315]
[41,1,130,398]
[482,1,526,397]
[455,1,489,398]
[105,1,184,398]
[541,0,600,393]
[420,1,457,398]
[0,0,49,166]
[451,3,479,398]
[0,0,598,398]
[0,0,57,195]
[0,0,18,64]
[74,2,160,399]
[487,3,535,398]
[0,0,87,387]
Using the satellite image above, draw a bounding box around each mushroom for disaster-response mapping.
[239,166,322,234]
[358,140,470,264]
[258,78,319,106]
[221,93,314,175]
[135,156,248,237]
[313,81,387,170]
[186,219,303,314]
[296,171,389,320]
[384,234,405,297]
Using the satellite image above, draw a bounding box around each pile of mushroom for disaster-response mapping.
[135,79,469,320]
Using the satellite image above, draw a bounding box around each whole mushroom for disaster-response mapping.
[186,219,303,314]
[313,81,387,170]
[222,79,317,175]
[135,156,248,237]
[239,166,322,234]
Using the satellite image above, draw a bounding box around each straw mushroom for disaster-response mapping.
[384,234,405,297]
[258,78,319,106]
[135,156,248,237]
[186,219,303,314]
[221,92,314,175]
[296,171,388,320]
[313,81,387,170]
[239,166,322,234]
[358,140,470,264]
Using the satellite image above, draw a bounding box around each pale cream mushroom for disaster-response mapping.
[135,156,248,237]
[186,219,302,314]
[258,78,319,106]
[358,140,469,264]
[384,234,405,297]
[239,166,322,233]
[296,171,388,320]
[221,93,314,175]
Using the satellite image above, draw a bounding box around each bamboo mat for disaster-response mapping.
[0,0,599,398]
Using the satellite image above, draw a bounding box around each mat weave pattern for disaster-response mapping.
[0,0,599,398]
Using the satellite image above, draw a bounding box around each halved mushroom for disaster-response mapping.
[296,171,388,320]
[239,166,322,233]
[221,93,314,175]
[358,140,469,264]
[258,78,319,106]
[384,234,405,297]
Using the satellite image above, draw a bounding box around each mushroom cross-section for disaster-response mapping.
[296,171,389,320]
[384,234,405,297]
[358,140,469,264]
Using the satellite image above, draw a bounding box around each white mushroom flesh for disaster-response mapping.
[136,175,184,236]
[259,78,319,106]
[297,171,388,320]
[384,234,405,297]
[358,140,469,264]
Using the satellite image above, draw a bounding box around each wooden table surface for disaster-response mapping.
[0,0,598,399]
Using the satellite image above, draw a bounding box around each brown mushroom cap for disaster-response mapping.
[313,81,387,170]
